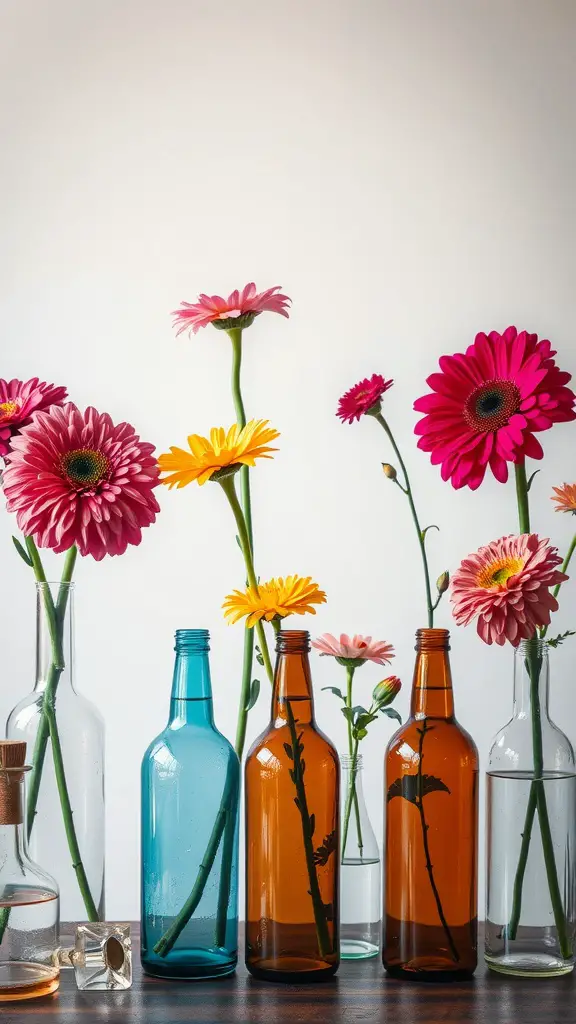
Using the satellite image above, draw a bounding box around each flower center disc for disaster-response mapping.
[477,556,524,589]
[464,378,521,431]
[60,447,110,488]
[0,400,20,422]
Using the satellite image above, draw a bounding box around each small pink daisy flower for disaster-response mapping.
[0,377,67,458]
[3,403,160,561]
[451,534,567,646]
[172,282,291,336]
[414,327,576,490]
[337,374,394,424]
[313,633,395,666]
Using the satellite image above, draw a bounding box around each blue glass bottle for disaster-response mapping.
[141,629,239,979]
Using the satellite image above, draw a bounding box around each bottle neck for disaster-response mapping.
[341,754,364,791]
[169,630,214,728]
[272,631,315,727]
[410,628,454,719]
[0,774,28,868]
[34,583,75,694]
[512,640,550,721]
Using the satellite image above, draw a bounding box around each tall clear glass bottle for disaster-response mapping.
[141,629,240,980]
[485,639,576,977]
[0,741,59,1002]
[6,583,105,925]
[383,628,478,979]
[340,755,381,959]
[245,629,340,981]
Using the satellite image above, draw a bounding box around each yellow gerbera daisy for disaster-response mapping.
[158,419,280,488]
[223,575,327,628]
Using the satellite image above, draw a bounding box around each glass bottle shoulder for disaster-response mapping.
[7,688,104,736]
[488,713,575,773]
[386,715,479,764]
[246,718,338,769]
[142,722,237,777]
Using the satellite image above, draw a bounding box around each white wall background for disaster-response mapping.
[1,0,576,920]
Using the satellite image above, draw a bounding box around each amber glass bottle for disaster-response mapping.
[383,628,478,980]
[245,630,339,981]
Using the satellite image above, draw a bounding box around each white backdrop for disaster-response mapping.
[1,0,576,920]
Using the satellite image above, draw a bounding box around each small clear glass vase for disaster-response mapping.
[340,755,380,959]
[485,639,576,977]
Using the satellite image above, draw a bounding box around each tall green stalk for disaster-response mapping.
[506,463,571,957]
[341,666,363,859]
[373,411,436,626]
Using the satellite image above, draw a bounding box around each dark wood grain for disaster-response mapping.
[3,925,576,1024]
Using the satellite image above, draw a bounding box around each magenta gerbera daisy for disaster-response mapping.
[337,374,394,424]
[3,403,160,560]
[0,377,67,458]
[414,327,576,490]
[451,534,567,646]
[172,282,291,336]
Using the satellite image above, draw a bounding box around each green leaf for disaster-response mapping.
[309,813,316,836]
[12,536,33,567]
[356,712,378,730]
[313,830,337,866]
[255,646,265,667]
[387,774,451,804]
[341,707,355,723]
[245,678,260,712]
[547,630,576,649]
[421,524,440,541]
[380,707,402,725]
[283,743,294,760]
[354,727,368,741]
[321,686,345,702]
[526,469,541,492]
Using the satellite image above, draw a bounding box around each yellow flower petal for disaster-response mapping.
[223,575,327,626]
[158,419,280,489]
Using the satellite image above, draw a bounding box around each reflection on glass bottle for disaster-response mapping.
[6,582,105,924]
[141,629,239,980]
[0,741,59,1002]
[383,629,478,979]
[340,755,381,959]
[245,630,340,981]
[486,639,576,977]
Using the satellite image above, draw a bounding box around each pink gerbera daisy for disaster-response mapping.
[337,374,394,424]
[313,633,395,666]
[0,377,67,458]
[172,282,291,335]
[3,403,160,560]
[414,327,576,490]
[451,534,567,646]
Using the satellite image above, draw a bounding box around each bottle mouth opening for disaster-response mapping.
[340,754,363,770]
[276,629,311,653]
[415,628,450,651]
[517,637,548,656]
[36,581,75,591]
[175,628,210,652]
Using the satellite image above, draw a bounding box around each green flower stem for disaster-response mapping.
[154,759,238,957]
[286,700,332,959]
[219,475,274,687]
[540,533,576,639]
[341,666,363,860]
[506,464,571,957]
[374,412,435,627]
[234,628,255,757]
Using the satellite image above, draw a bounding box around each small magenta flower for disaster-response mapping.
[0,377,67,458]
[172,282,291,336]
[337,374,394,424]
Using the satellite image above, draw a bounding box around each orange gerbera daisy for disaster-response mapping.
[158,419,279,488]
[551,483,576,514]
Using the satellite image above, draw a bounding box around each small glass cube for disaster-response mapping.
[72,923,132,990]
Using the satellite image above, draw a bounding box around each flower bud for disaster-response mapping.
[436,570,450,594]
[382,463,397,481]
[372,675,402,707]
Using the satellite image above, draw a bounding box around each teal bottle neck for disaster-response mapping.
[168,630,214,729]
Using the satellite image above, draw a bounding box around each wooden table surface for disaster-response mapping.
[4,926,576,1024]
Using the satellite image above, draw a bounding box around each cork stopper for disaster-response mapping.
[0,741,27,825]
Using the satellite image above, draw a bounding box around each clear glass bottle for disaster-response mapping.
[340,755,380,959]
[0,740,59,1002]
[141,629,240,980]
[6,583,105,924]
[245,630,340,981]
[485,639,576,977]
[383,628,478,979]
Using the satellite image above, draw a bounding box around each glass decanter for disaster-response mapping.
[7,582,105,924]
[340,755,381,959]
[485,639,576,976]
[0,741,59,1001]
